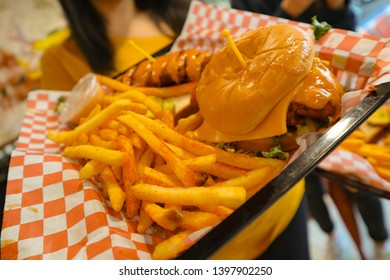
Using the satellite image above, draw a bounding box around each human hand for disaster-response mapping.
[281,0,316,18]
[326,0,346,9]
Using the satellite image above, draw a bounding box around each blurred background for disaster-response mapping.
[0,0,389,260]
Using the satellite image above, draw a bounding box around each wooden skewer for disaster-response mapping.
[129,40,156,62]
[221,29,247,68]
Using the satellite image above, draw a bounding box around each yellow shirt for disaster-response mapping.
[39,34,173,91]
[212,181,304,259]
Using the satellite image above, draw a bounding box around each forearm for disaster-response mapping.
[326,0,345,9]
[280,0,316,18]
[322,0,356,30]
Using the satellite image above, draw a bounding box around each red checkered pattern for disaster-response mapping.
[16,91,63,154]
[2,1,390,260]
[1,90,162,260]
[319,150,390,192]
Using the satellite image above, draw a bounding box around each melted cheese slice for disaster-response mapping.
[194,93,292,143]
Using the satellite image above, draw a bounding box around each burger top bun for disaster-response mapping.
[196,24,315,134]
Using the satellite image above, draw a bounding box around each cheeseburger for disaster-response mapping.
[193,24,344,157]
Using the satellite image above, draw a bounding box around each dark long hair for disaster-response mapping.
[59,0,191,74]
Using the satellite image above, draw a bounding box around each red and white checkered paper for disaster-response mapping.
[2,91,165,260]
[2,1,390,259]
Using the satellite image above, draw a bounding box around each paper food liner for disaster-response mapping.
[2,1,390,260]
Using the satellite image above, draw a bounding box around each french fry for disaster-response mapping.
[79,104,102,125]
[165,204,182,212]
[161,145,271,180]
[142,201,182,231]
[48,99,132,144]
[104,96,149,115]
[181,154,217,170]
[137,146,155,175]
[339,138,365,153]
[128,132,146,150]
[162,107,175,129]
[64,145,127,166]
[374,166,390,181]
[179,210,221,230]
[339,127,390,183]
[360,143,390,153]
[175,111,203,134]
[246,163,287,198]
[89,134,119,150]
[349,130,367,141]
[213,166,274,190]
[165,144,246,178]
[134,146,145,162]
[141,166,183,188]
[132,183,246,209]
[358,145,390,161]
[137,203,154,234]
[104,89,164,119]
[153,154,166,167]
[134,82,198,98]
[111,165,123,183]
[118,135,140,218]
[367,106,390,126]
[79,159,106,180]
[203,175,216,186]
[118,136,138,183]
[130,112,285,170]
[100,166,126,212]
[201,162,248,179]
[165,142,196,159]
[73,132,89,146]
[152,230,193,260]
[98,128,119,141]
[155,154,216,174]
[156,154,247,180]
[118,113,200,186]
[197,205,234,220]
[102,120,131,136]
[366,156,379,166]
[383,134,390,146]
[368,156,390,167]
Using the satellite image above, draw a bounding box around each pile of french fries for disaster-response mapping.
[338,104,390,182]
[48,74,286,260]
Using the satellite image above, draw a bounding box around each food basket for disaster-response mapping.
[2,1,390,260]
